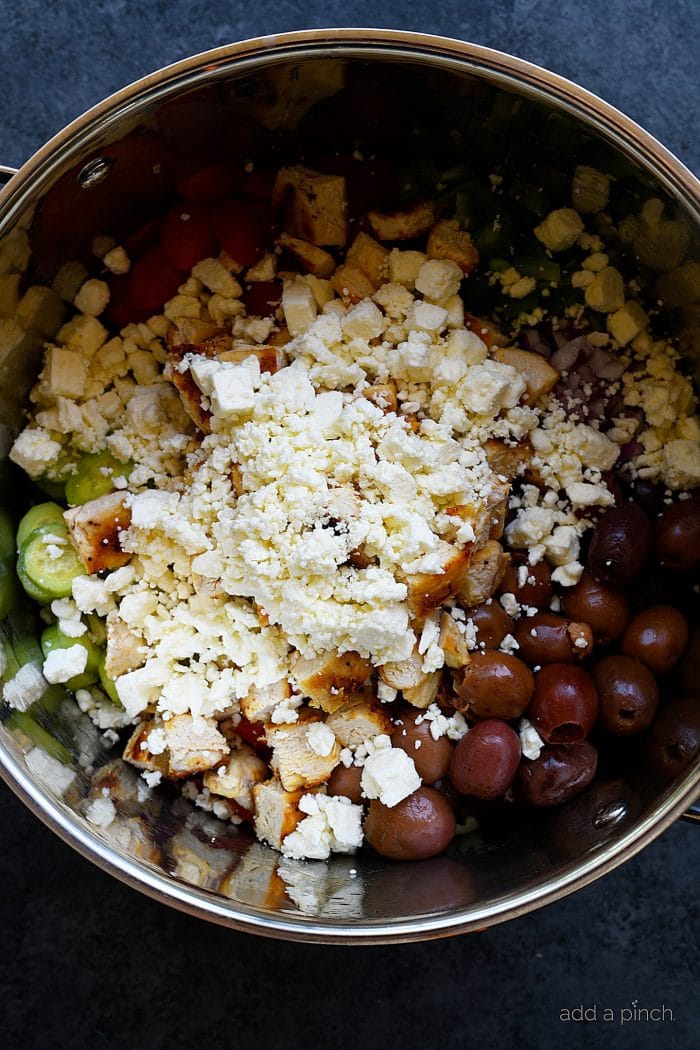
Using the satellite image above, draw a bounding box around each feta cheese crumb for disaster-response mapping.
[43,645,88,684]
[306,722,337,757]
[360,743,421,807]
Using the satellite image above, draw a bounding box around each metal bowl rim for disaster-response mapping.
[0,28,698,942]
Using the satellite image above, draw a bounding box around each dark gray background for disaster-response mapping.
[0,2,698,1049]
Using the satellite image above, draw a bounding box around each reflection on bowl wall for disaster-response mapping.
[0,31,698,943]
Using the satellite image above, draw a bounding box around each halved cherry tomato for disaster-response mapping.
[176,162,238,203]
[129,244,186,314]
[235,716,270,757]
[245,280,282,316]
[123,217,161,258]
[160,201,217,272]
[210,198,266,267]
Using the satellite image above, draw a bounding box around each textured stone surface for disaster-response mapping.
[0,3,698,1048]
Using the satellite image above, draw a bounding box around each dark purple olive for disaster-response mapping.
[588,503,652,585]
[592,654,659,735]
[656,496,700,572]
[562,571,630,644]
[450,720,521,799]
[645,696,700,783]
[364,788,456,860]
[530,664,599,743]
[518,741,598,806]
[621,605,689,676]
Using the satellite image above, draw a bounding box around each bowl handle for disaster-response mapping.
[682,797,700,824]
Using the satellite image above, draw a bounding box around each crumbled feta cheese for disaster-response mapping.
[281,793,364,860]
[2,662,48,712]
[43,645,88,684]
[306,722,337,757]
[519,718,544,760]
[360,741,421,807]
[85,796,117,828]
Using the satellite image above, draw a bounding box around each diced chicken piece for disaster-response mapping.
[364,381,398,413]
[379,648,424,691]
[493,347,559,405]
[404,544,471,619]
[292,651,373,714]
[485,479,511,541]
[444,503,492,548]
[253,779,304,851]
[464,311,508,348]
[277,233,336,277]
[427,219,480,273]
[404,669,442,710]
[325,698,393,748]
[217,346,288,373]
[439,613,472,670]
[268,325,292,348]
[163,714,229,778]
[203,743,269,813]
[230,462,244,498]
[240,678,291,724]
[458,540,509,606]
[345,232,389,287]
[219,842,288,908]
[484,439,533,481]
[105,616,146,679]
[166,330,233,356]
[367,200,440,242]
[330,264,376,304]
[165,362,211,433]
[266,719,340,790]
[272,166,348,247]
[123,719,169,774]
[64,492,132,574]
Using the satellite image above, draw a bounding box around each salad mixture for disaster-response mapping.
[1,155,699,863]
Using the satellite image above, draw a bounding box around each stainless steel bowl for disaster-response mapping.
[0,29,698,943]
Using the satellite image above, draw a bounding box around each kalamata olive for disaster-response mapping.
[628,478,666,517]
[656,496,700,572]
[514,613,594,666]
[465,601,514,649]
[592,654,659,735]
[327,763,363,804]
[588,503,653,585]
[391,710,454,784]
[645,696,700,783]
[621,604,689,675]
[529,664,599,743]
[518,741,598,806]
[497,559,553,609]
[562,571,630,644]
[363,787,456,860]
[449,719,521,799]
[455,651,534,719]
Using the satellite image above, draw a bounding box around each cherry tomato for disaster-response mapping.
[245,281,282,316]
[235,717,269,757]
[237,169,276,197]
[123,217,161,258]
[129,244,185,314]
[211,198,266,267]
[105,274,144,327]
[160,200,217,272]
[176,162,238,202]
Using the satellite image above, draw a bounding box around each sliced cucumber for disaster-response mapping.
[40,624,101,690]
[16,501,66,549]
[65,451,132,507]
[98,653,122,706]
[18,525,84,600]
